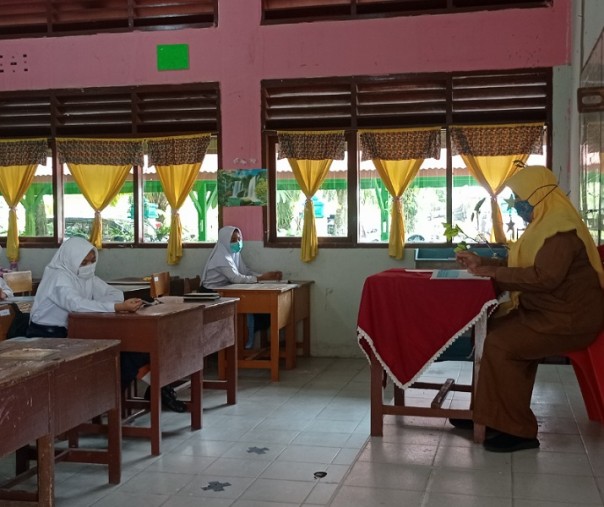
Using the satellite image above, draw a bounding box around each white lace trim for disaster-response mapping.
[357,297,499,390]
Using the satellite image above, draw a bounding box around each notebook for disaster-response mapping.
[183,291,220,301]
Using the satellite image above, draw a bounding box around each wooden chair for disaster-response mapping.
[184,275,201,294]
[3,270,33,295]
[149,272,170,298]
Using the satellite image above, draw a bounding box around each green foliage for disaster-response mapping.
[442,222,470,252]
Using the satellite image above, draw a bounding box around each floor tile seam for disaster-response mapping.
[320,439,367,506]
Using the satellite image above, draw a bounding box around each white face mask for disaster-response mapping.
[77,262,96,279]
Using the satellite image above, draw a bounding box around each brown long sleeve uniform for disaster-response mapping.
[473,230,604,438]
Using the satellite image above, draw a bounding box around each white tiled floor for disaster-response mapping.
[2,356,604,506]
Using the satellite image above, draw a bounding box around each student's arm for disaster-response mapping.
[0,277,13,299]
[91,277,125,303]
[51,282,117,313]
[216,265,258,284]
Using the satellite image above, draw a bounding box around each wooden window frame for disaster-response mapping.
[0,83,220,249]
[262,69,552,248]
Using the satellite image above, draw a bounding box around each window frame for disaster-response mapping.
[0,83,221,249]
[262,69,552,249]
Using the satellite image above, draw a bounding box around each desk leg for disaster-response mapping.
[191,370,202,430]
[106,405,122,484]
[370,351,384,437]
[225,343,237,405]
[285,320,296,370]
[302,316,311,357]
[270,311,280,382]
[37,434,54,507]
[150,379,162,456]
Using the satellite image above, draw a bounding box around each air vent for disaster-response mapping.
[263,69,551,130]
[0,84,219,137]
[0,0,216,38]
[262,0,553,23]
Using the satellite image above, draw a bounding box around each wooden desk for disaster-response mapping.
[0,338,121,505]
[68,299,237,455]
[357,269,498,443]
[214,284,295,381]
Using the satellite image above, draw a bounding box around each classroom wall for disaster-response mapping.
[0,0,586,357]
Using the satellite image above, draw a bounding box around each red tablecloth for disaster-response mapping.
[357,269,498,389]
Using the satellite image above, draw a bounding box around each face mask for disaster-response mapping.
[514,199,534,223]
[230,240,243,254]
[77,262,96,279]
[512,184,558,224]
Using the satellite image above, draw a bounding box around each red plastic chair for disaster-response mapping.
[564,245,604,423]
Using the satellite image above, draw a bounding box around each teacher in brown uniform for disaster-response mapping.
[453,165,604,452]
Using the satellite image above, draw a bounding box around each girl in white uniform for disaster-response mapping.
[27,237,186,412]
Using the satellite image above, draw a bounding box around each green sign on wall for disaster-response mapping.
[157,44,190,71]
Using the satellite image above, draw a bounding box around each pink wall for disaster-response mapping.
[0,0,572,239]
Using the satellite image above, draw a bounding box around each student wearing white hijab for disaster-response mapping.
[0,246,14,300]
[202,226,282,348]
[27,237,186,412]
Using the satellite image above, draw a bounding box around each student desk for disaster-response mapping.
[0,338,121,506]
[67,298,238,455]
[214,283,296,381]
[357,269,498,443]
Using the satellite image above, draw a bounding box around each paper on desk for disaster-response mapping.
[430,269,490,280]
[0,348,56,360]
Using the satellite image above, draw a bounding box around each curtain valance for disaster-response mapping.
[277,131,346,160]
[359,127,441,161]
[147,134,211,166]
[57,138,145,166]
[0,139,48,166]
[450,123,544,157]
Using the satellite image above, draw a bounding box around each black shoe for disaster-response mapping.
[448,418,474,430]
[144,386,188,413]
[483,432,539,453]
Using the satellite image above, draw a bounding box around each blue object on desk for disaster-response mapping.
[415,246,508,261]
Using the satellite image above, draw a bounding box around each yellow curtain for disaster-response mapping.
[460,154,528,243]
[155,162,202,264]
[0,164,37,262]
[288,159,333,262]
[67,163,131,248]
[373,159,423,259]
[0,138,48,262]
[277,131,346,263]
[147,134,211,265]
[57,138,145,249]
[451,123,544,243]
[359,127,441,259]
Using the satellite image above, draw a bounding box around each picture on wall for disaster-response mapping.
[217,168,268,206]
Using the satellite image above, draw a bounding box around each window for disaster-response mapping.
[0,83,220,247]
[263,69,552,248]
[262,0,552,24]
[0,0,217,39]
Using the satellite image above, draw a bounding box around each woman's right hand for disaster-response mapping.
[115,298,144,313]
[456,251,482,270]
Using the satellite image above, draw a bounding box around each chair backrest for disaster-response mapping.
[184,275,201,294]
[150,272,170,298]
[3,270,33,295]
